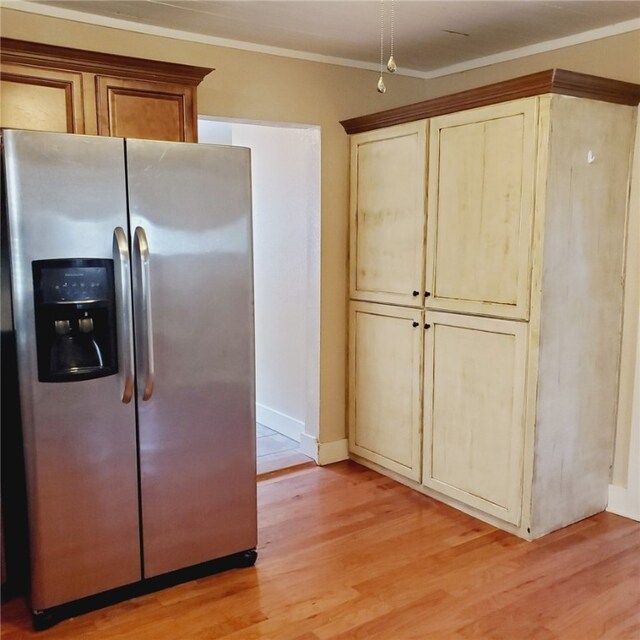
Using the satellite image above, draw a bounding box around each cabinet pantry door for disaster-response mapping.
[422,312,527,524]
[350,122,427,307]
[349,302,423,480]
[425,99,537,320]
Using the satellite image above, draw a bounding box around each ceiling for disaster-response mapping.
[14,1,640,76]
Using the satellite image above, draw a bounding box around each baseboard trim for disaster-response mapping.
[298,435,349,466]
[299,433,318,462]
[607,484,640,522]
[318,438,349,465]
[256,404,304,443]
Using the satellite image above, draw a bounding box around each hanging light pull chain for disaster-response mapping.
[387,0,397,72]
[377,0,386,93]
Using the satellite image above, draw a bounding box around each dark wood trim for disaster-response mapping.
[0,38,213,86]
[340,69,640,134]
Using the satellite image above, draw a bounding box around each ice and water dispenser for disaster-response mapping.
[32,259,118,382]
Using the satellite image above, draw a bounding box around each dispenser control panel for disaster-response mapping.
[39,266,109,303]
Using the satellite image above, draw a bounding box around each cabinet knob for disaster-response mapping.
[424,323,431,330]
[424,291,431,298]
[412,321,419,328]
[412,290,420,297]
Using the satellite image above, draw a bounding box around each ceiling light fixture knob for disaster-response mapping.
[387,0,396,73]
[386,55,397,73]
[377,0,386,93]
[377,0,396,91]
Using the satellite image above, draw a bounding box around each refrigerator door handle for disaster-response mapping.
[113,227,135,404]
[134,226,155,401]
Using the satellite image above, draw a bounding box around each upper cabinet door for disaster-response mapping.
[350,121,427,307]
[96,76,197,142]
[0,63,85,134]
[425,98,538,320]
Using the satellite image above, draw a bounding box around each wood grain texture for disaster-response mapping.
[425,98,537,320]
[0,38,212,86]
[0,64,84,133]
[528,96,637,538]
[340,69,640,134]
[349,302,423,480]
[423,312,527,525]
[1,39,209,141]
[96,76,196,142]
[2,462,639,639]
[347,92,637,540]
[349,121,427,307]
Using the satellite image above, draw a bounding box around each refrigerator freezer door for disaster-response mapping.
[2,131,141,609]
[127,139,257,578]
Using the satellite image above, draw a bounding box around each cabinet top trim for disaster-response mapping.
[0,38,213,86]
[340,69,640,134]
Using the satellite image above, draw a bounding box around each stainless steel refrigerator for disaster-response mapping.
[1,129,257,628]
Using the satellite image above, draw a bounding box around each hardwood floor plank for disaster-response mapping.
[1,461,638,640]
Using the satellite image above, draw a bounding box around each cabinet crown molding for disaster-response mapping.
[340,68,640,134]
[0,38,213,86]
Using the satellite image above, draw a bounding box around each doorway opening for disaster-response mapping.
[198,117,320,475]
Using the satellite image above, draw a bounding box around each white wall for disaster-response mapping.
[198,120,232,145]
[199,119,320,442]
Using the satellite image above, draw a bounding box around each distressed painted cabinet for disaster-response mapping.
[349,121,427,307]
[348,302,423,481]
[343,70,640,539]
[425,99,537,320]
[422,312,528,525]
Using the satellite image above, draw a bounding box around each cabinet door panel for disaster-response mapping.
[423,312,526,523]
[426,99,537,319]
[349,302,423,480]
[96,76,196,142]
[0,64,84,133]
[350,122,427,307]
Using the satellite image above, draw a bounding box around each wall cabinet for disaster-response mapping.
[425,99,537,320]
[344,70,639,539]
[0,38,211,141]
[349,121,427,308]
[0,62,85,134]
[95,76,197,141]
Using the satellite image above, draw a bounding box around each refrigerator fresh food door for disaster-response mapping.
[126,139,257,578]
[2,130,141,610]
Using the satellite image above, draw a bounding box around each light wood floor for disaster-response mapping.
[2,461,639,639]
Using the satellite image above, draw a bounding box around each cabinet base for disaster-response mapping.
[30,548,258,631]
[349,452,530,539]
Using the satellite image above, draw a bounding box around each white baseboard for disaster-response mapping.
[608,484,640,522]
[256,404,304,443]
[318,438,349,465]
[298,435,349,466]
[299,432,319,462]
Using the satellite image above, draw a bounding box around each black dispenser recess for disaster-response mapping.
[32,259,118,382]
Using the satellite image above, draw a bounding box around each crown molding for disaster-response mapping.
[0,37,212,85]
[340,69,640,134]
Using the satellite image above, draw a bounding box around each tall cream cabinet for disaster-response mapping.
[343,70,640,539]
